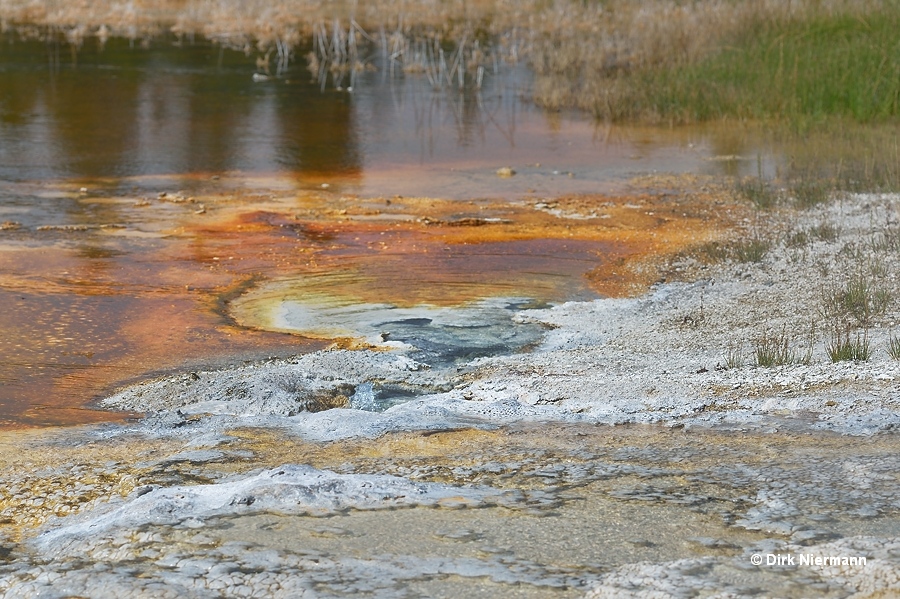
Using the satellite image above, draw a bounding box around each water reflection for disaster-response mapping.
[0,33,777,195]
[0,36,365,185]
[276,86,360,177]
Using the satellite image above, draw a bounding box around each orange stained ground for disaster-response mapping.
[0,175,745,428]
[191,174,741,303]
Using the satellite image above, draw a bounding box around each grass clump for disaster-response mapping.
[789,179,832,209]
[536,1,900,123]
[693,241,731,264]
[732,237,771,263]
[786,222,840,249]
[785,229,809,249]
[871,226,900,252]
[810,222,841,242]
[827,326,871,362]
[723,341,743,370]
[753,326,811,367]
[823,276,892,325]
[889,333,900,360]
[691,236,771,264]
[735,177,780,209]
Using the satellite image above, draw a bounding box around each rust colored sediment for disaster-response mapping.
[0,174,743,429]
[184,174,742,304]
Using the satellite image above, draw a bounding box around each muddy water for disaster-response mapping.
[0,34,774,426]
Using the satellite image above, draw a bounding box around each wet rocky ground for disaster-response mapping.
[1,193,899,597]
[0,424,898,597]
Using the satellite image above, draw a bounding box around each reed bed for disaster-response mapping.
[305,17,509,91]
[2,0,899,123]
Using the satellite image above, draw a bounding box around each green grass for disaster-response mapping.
[691,237,771,264]
[827,327,871,362]
[872,226,900,252]
[890,333,900,360]
[540,7,900,194]
[723,341,743,370]
[732,238,771,263]
[735,177,780,209]
[823,276,892,325]
[785,229,809,249]
[785,222,840,249]
[789,179,832,209]
[753,327,811,367]
[810,222,841,242]
[631,11,900,124]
